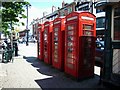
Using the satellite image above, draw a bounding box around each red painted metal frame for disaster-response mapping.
[52,17,65,71]
[43,21,53,64]
[38,24,44,60]
[65,11,96,79]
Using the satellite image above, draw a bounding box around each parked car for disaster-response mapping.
[95,41,104,67]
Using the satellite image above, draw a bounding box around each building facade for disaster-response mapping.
[96,0,120,87]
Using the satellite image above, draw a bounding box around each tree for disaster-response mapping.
[1,1,31,36]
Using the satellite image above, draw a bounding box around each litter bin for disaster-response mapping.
[2,47,14,63]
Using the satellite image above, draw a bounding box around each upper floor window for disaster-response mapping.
[96,9,104,13]
[78,6,89,11]
[96,17,105,28]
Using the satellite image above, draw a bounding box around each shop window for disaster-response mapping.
[113,7,120,41]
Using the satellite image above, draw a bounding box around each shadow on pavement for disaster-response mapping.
[23,56,105,89]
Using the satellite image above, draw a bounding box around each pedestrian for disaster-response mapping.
[14,43,18,56]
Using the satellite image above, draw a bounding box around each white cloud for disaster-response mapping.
[28,6,51,22]
[19,6,51,32]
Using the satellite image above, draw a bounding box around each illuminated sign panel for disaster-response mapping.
[81,16,94,21]
[67,16,77,21]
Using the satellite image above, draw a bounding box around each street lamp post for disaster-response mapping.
[26,4,31,46]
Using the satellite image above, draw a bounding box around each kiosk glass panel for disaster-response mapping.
[66,24,76,70]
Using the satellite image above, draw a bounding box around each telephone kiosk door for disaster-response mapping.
[65,11,96,80]
[79,12,96,79]
[65,23,77,77]
[44,21,53,64]
[52,17,65,71]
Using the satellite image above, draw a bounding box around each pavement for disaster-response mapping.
[0,43,106,89]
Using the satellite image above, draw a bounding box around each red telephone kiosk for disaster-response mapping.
[52,17,65,71]
[65,11,96,80]
[38,24,44,60]
[43,21,53,64]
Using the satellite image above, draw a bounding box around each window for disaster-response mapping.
[96,17,105,28]
[113,7,120,41]
[96,9,104,13]
[67,25,75,30]
[78,6,89,11]
[67,7,72,14]
[83,24,93,30]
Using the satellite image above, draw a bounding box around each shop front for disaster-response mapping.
[96,0,120,87]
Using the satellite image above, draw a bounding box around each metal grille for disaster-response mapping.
[112,49,120,74]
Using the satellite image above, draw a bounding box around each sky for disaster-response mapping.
[18,0,74,34]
